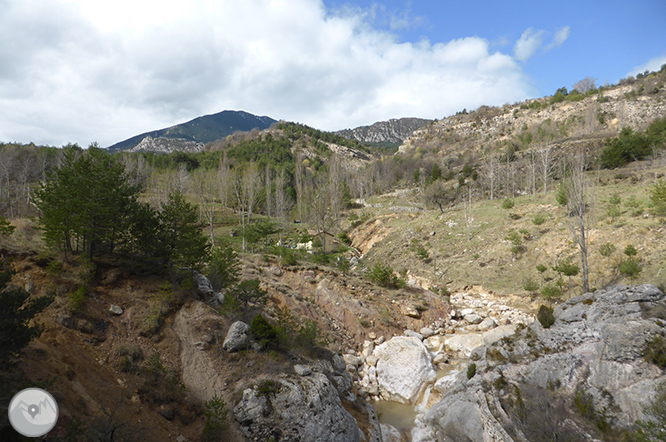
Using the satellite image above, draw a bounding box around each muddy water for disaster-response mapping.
[373,400,419,432]
[373,364,459,434]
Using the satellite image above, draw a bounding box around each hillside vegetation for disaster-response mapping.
[1,65,666,442]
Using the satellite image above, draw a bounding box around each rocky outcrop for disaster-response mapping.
[362,336,437,404]
[411,284,666,441]
[234,371,361,442]
[336,117,430,144]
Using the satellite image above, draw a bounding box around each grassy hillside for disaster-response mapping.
[345,158,666,305]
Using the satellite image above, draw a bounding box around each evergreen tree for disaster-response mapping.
[34,147,138,259]
[158,191,210,270]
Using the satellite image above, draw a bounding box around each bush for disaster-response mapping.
[555,182,568,206]
[624,244,638,256]
[618,258,642,279]
[296,319,321,349]
[69,285,87,312]
[201,396,229,442]
[281,248,299,266]
[369,262,405,289]
[644,336,666,368]
[599,242,616,257]
[522,277,539,293]
[532,213,547,225]
[502,198,515,210]
[250,314,279,350]
[467,362,477,379]
[600,127,652,169]
[537,305,556,328]
[541,284,562,299]
[337,255,350,274]
[229,279,267,310]
[207,240,240,291]
[650,180,666,216]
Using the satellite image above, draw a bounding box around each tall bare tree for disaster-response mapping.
[538,144,556,194]
[482,154,500,200]
[564,153,592,293]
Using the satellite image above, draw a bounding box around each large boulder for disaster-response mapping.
[373,336,437,404]
[222,321,250,352]
[234,373,361,442]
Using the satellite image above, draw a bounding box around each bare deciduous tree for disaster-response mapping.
[482,154,500,200]
[564,153,592,293]
[537,144,556,194]
[572,76,597,93]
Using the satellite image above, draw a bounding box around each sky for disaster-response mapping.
[1,0,665,147]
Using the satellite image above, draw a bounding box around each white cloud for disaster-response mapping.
[628,54,666,77]
[552,26,570,47]
[0,0,535,146]
[514,28,544,62]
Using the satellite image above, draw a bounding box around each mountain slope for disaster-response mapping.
[107,110,277,152]
[335,117,430,146]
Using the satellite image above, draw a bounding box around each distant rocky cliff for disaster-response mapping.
[336,118,430,144]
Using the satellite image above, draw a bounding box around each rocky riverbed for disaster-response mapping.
[335,284,666,441]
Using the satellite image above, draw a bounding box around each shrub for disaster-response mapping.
[257,379,280,398]
[599,242,616,257]
[624,244,638,256]
[645,336,666,368]
[555,182,568,206]
[249,314,279,350]
[537,305,555,328]
[467,363,477,379]
[201,396,229,442]
[0,217,15,237]
[600,127,652,169]
[337,255,350,273]
[207,241,240,291]
[281,248,299,266]
[618,258,642,279]
[502,198,515,210]
[650,180,666,216]
[296,319,321,349]
[541,284,562,299]
[369,262,405,289]
[532,213,547,225]
[522,277,539,293]
[69,285,87,312]
[574,389,596,420]
[338,232,352,245]
[229,279,267,310]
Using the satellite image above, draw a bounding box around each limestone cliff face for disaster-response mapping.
[336,117,430,144]
[412,284,666,442]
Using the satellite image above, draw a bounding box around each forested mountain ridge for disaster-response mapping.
[106,110,277,152]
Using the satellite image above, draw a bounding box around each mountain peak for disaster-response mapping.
[107,110,277,152]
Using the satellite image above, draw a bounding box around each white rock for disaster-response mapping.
[380,423,404,442]
[109,305,123,315]
[404,330,424,341]
[374,336,437,404]
[477,317,497,331]
[460,308,475,316]
[294,364,312,376]
[362,340,375,358]
[464,313,484,325]
[420,327,435,338]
